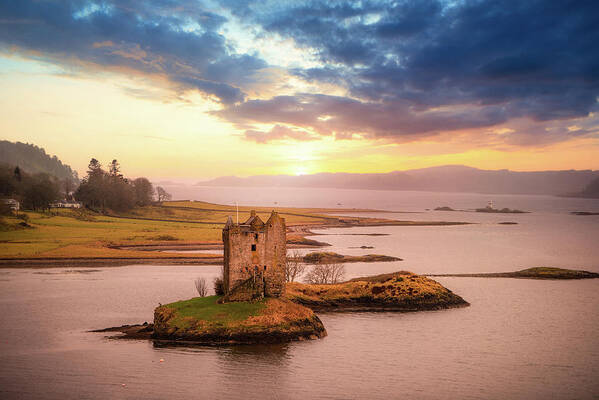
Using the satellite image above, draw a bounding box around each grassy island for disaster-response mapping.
[285,272,469,311]
[299,251,402,263]
[428,267,599,280]
[152,296,326,344]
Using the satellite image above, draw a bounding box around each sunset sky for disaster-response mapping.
[1,0,598,181]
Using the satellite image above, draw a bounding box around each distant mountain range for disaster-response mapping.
[197,165,599,196]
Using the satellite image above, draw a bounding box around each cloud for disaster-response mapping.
[215,0,599,145]
[215,93,510,142]
[2,0,598,148]
[241,0,599,116]
[243,125,321,143]
[0,0,267,103]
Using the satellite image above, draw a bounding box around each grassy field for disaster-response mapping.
[0,201,341,259]
[163,200,382,216]
[0,200,465,261]
[123,203,332,226]
[0,209,222,258]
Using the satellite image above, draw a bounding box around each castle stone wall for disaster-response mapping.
[222,211,286,301]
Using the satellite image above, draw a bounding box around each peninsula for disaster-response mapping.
[0,200,467,268]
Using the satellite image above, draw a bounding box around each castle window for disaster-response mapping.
[251,244,256,251]
[254,233,258,240]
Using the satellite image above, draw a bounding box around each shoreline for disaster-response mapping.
[0,256,223,268]
[0,216,468,268]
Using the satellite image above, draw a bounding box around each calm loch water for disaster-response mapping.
[0,190,598,399]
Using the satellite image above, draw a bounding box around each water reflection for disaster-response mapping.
[1,190,598,399]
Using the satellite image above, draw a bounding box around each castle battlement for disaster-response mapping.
[222,210,286,301]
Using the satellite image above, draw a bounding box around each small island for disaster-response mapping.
[152,296,326,344]
[434,204,529,213]
[428,267,599,280]
[475,207,527,213]
[299,251,402,263]
[286,272,468,311]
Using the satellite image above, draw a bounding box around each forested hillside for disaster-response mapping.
[0,141,79,183]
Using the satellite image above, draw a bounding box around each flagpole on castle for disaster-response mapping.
[236,201,238,224]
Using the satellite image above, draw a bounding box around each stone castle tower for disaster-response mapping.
[222,210,286,301]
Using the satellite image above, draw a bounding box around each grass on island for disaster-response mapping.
[429,267,599,279]
[162,296,267,329]
[299,251,401,263]
[154,295,318,338]
[285,271,468,309]
[513,267,597,278]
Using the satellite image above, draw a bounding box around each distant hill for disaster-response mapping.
[0,141,79,183]
[572,177,599,198]
[197,165,599,196]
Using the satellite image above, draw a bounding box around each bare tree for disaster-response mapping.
[304,262,345,284]
[195,277,208,297]
[156,186,172,202]
[286,250,307,282]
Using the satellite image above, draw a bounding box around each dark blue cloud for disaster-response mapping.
[215,0,599,142]
[0,0,266,103]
